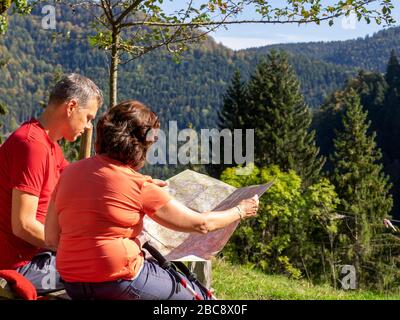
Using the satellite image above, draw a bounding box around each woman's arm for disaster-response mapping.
[44,199,60,250]
[151,195,259,234]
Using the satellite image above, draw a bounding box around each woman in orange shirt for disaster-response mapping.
[44,100,259,300]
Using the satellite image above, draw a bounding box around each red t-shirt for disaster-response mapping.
[54,154,172,283]
[0,119,68,269]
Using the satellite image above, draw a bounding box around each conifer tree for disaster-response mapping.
[382,50,400,159]
[245,50,324,186]
[218,69,247,131]
[385,49,400,90]
[208,70,248,177]
[331,88,393,288]
[380,49,400,218]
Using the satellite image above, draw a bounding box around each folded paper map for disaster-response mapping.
[143,169,274,261]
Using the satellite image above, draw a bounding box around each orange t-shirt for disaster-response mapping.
[53,154,172,283]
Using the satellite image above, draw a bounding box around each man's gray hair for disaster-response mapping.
[48,73,103,108]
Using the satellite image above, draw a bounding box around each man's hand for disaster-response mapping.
[152,179,169,187]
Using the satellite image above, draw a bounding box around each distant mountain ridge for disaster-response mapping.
[246,26,400,72]
[0,8,399,134]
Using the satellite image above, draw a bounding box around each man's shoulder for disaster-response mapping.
[8,120,50,150]
[15,120,46,141]
[3,131,50,159]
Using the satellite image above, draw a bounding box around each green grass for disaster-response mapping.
[212,258,400,300]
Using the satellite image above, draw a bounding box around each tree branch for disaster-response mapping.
[100,0,114,25]
[119,16,335,28]
[115,0,144,25]
[117,0,392,28]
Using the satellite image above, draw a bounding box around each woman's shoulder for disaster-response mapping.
[96,154,152,183]
[63,155,98,171]
[61,154,154,187]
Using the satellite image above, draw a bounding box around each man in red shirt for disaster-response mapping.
[0,74,103,294]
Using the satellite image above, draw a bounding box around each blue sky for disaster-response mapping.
[165,1,400,50]
[211,14,400,50]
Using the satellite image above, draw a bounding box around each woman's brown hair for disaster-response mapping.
[95,100,160,169]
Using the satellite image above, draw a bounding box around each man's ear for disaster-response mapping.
[66,99,78,117]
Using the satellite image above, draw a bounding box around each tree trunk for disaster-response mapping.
[353,214,361,285]
[78,126,93,159]
[109,29,120,108]
[78,29,120,158]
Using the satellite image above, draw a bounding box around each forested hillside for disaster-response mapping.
[2,8,400,137]
[1,7,385,134]
[248,27,400,72]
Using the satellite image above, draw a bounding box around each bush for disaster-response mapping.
[221,163,340,283]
